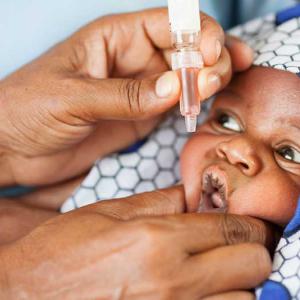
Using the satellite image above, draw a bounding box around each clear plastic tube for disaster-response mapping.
[178,67,200,132]
[171,32,203,132]
[168,0,203,132]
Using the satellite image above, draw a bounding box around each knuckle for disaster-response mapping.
[221,215,252,245]
[139,222,164,243]
[131,219,167,249]
[133,220,175,263]
[144,283,180,300]
[119,79,143,116]
[157,290,179,300]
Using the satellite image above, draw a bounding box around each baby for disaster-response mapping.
[181,66,300,227]
[61,10,300,230]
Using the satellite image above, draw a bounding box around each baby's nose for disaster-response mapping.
[216,138,262,176]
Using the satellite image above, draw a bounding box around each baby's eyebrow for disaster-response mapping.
[219,89,242,101]
[283,118,300,133]
[270,116,300,135]
[290,124,300,131]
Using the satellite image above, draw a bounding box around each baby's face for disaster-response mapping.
[180,67,300,226]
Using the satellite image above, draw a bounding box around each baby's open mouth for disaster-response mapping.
[198,166,229,213]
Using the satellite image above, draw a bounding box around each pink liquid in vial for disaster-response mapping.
[178,67,201,116]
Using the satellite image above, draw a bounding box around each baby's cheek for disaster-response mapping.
[181,133,213,179]
[229,173,300,226]
[180,132,221,211]
[181,131,223,167]
[180,139,202,211]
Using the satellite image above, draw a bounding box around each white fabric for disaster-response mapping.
[61,105,210,213]
[229,14,300,74]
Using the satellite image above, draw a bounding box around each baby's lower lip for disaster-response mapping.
[198,192,227,213]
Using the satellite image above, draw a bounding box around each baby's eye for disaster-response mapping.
[277,146,300,164]
[216,113,242,132]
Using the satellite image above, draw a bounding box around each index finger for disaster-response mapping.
[81,185,186,220]
[166,213,278,253]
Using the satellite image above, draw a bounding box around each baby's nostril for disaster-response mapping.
[239,162,249,170]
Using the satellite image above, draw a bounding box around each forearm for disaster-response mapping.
[0,199,59,245]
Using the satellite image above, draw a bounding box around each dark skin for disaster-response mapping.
[0,9,252,187]
[0,69,286,300]
[181,67,300,226]
[0,8,274,299]
[0,186,274,300]
[0,8,254,242]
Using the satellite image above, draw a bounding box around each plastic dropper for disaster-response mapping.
[168,0,203,132]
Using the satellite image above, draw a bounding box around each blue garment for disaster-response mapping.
[276,3,300,25]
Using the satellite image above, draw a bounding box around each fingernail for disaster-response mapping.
[206,73,221,97]
[155,72,176,98]
[215,40,222,61]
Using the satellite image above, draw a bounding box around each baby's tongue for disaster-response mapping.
[211,192,225,208]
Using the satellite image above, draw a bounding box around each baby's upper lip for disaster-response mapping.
[199,165,230,211]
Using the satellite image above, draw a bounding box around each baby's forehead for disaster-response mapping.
[215,67,300,122]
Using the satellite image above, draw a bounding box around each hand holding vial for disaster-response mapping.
[0,8,253,187]
[168,0,253,132]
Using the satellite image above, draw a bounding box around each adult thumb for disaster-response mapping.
[83,185,186,220]
[69,71,181,121]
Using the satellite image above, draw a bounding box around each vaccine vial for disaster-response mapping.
[168,0,203,132]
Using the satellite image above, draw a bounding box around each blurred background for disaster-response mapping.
[0,0,297,80]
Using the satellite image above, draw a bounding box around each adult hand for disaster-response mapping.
[1,186,274,300]
[0,8,253,187]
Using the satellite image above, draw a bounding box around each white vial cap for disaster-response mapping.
[168,0,201,32]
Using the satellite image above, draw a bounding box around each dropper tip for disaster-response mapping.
[185,115,197,133]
